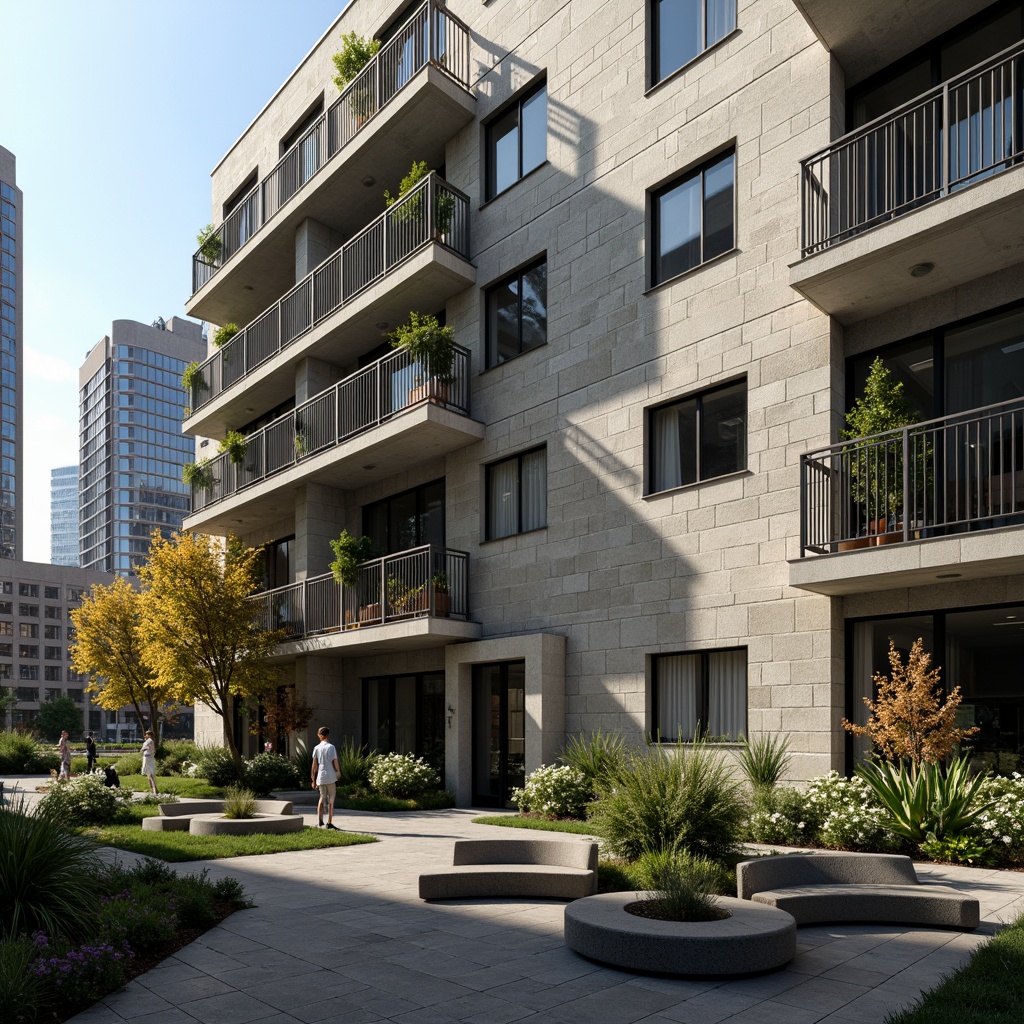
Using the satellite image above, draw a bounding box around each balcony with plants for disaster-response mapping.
[187,0,474,326]
[183,171,474,439]
[249,541,480,655]
[792,359,1024,594]
[183,314,482,536]
[792,37,1024,324]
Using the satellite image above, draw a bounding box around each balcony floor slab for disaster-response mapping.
[269,616,482,660]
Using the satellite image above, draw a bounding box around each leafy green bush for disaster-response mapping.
[97,887,177,953]
[635,850,730,922]
[737,733,792,794]
[336,737,376,786]
[975,773,1024,865]
[367,752,438,798]
[222,785,257,819]
[560,729,626,795]
[0,937,44,1024]
[37,773,132,827]
[30,932,132,1009]
[588,742,745,862]
[192,746,242,786]
[747,787,808,845]
[512,764,591,818]
[801,771,901,851]
[244,752,301,795]
[158,740,200,776]
[171,869,221,929]
[113,752,142,776]
[0,732,42,773]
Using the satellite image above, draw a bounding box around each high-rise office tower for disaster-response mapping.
[50,464,79,566]
[79,317,205,575]
[0,145,22,560]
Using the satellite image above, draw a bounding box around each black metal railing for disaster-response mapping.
[188,173,469,414]
[249,545,469,638]
[801,39,1024,256]
[800,398,1024,554]
[189,342,471,514]
[191,0,471,293]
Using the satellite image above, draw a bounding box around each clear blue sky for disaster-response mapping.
[3,0,347,562]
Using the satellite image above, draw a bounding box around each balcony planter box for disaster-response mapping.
[838,535,872,551]
[409,382,450,406]
[358,603,382,624]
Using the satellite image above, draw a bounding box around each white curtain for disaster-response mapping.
[708,650,746,739]
[652,405,682,492]
[521,449,547,532]
[706,0,736,45]
[658,654,698,741]
[488,458,518,539]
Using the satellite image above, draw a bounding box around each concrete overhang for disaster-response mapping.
[185,65,476,327]
[790,164,1024,325]
[184,401,484,537]
[789,523,1024,595]
[268,616,482,660]
[792,0,994,86]
[184,242,476,439]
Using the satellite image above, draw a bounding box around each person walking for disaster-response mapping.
[57,730,71,780]
[310,726,340,829]
[140,730,158,795]
[85,733,97,773]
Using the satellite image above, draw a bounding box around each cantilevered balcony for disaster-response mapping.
[183,173,474,439]
[184,343,483,536]
[187,0,474,326]
[249,545,481,656]
[791,398,1024,594]
[792,40,1024,324]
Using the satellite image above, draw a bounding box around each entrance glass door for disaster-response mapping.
[472,661,525,806]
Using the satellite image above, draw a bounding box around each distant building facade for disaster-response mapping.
[50,465,79,566]
[0,145,22,560]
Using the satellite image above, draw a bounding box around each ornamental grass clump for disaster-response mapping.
[335,737,377,786]
[737,733,792,795]
[512,764,591,819]
[367,752,438,798]
[632,849,730,922]
[559,729,627,796]
[221,785,258,819]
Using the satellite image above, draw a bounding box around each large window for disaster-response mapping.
[654,648,747,742]
[363,672,445,774]
[364,479,445,555]
[649,379,746,493]
[486,448,547,540]
[652,150,735,284]
[652,0,736,84]
[486,82,547,199]
[486,259,547,367]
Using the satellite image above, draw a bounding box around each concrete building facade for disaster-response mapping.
[79,317,205,575]
[50,465,79,567]
[182,0,1024,801]
[0,145,22,561]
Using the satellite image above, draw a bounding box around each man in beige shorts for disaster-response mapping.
[311,726,341,829]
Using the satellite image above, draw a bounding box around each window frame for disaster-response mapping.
[484,257,548,369]
[484,79,548,201]
[652,646,748,743]
[650,147,736,287]
[649,0,739,89]
[485,446,548,541]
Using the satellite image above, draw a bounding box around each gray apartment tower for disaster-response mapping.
[0,145,22,561]
[79,317,205,575]
[50,465,79,566]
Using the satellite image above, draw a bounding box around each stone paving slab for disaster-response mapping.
[65,808,1024,1024]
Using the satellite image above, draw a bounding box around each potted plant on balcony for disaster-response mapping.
[181,361,207,397]
[213,323,240,348]
[329,530,376,626]
[332,32,380,126]
[196,224,222,267]
[389,312,456,406]
[841,357,922,548]
[218,430,248,466]
[430,570,450,618]
[182,458,214,491]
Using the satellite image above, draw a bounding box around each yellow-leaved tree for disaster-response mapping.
[137,532,284,775]
[70,576,174,736]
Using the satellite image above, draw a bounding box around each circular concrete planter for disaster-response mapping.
[187,813,304,836]
[564,892,796,976]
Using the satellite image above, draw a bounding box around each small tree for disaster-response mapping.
[71,576,173,737]
[843,638,978,766]
[138,532,285,775]
[0,685,15,731]
[36,697,84,742]
[248,686,314,747]
[331,32,380,90]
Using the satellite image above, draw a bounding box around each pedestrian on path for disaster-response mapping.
[311,726,340,829]
[140,730,158,795]
[85,733,97,773]
[57,730,71,780]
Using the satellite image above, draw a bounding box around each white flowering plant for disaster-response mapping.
[972,773,1024,865]
[37,772,133,826]
[804,771,903,851]
[512,764,591,819]
[367,752,438,798]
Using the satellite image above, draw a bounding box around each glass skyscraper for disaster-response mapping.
[78,317,205,575]
[50,464,79,566]
[0,145,22,560]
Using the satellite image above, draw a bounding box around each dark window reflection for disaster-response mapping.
[364,479,445,555]
[654,0,736,84]
[487,83,547,199]
[486,260,547,367]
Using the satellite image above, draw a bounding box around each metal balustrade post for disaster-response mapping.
[941,82,950,197]
[902,429,910,542]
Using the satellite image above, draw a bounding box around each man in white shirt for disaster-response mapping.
[311,726,341,829]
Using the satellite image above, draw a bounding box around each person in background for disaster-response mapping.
[57,730,71,780]
[85,733,97,773]
[310,726,340,830]
[140,729,158,795]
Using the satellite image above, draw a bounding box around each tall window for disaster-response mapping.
[364,479,445,555]
[486,82,547,199]
[652,0,736,84]
[654,648,747,741]
[486,448,547,540]
[652,150,735,285]
[486,259,547,367]
[649,379,746,493]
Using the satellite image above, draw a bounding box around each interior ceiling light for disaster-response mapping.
[362,176,376,187]
[908,358,933,373]
[375,321,389,331]
[936,572,961,579]
[243,284,254,291]
[909,262,935,277]
[363,464,376,470]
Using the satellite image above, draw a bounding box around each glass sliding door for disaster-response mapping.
[472,661,526,806]
[362,672,445,774]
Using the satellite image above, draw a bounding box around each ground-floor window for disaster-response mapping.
[653,648,747,742]
[362,672,445,774]
[848,603,1024,773]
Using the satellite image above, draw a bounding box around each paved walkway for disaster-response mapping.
[58,805,1024,1024]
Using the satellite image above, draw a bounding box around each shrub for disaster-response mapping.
[331,31,380,90]
[222,785,257,819]
[243,752,301,796]
[588,741,746,862]
[336,737,376,786]
[27,749,61,774]
[512,764,591,819]
[974,773,1024,865]
[0,732,43,773]
[97,888,177,953]
[634,850,730,922]
[0,937,44,1023]
[802,771,901,851]
[747,787,807,845]
[367,753,438,798]
[0,801,101,941]
[30,934,132,1008]
[560,729,627,795]
[192,746,242,786]
[37,773,133,827]
[171,870,220,929]
[158,740,199,776]
[113,752,142,776]
[736,733,792,794]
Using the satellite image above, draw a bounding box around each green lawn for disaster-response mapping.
[119,775,228,798]
[472,814,598,835]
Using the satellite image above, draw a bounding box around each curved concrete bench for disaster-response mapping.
[419,839,598,900]
[142,799,295,831]
[187,812,303,836]
[737,852,979,930]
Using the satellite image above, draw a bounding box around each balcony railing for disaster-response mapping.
[188,173,470,415]
[192,0,471,293]
[801,40,1024,256]
[189,342,471,514]
[249,545,468,639]
[800,398,1024,555]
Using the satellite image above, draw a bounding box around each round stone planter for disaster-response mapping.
[187,813,304,836]
[564,892,796,976]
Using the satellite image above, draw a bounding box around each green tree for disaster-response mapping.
[137,532,284,775]
[0,685,15,730]
[70,576,174,736]
[36,697,84,742]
